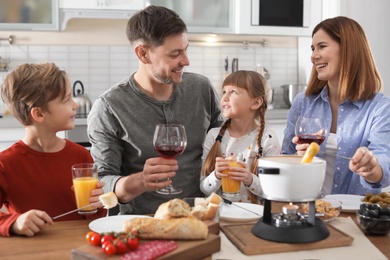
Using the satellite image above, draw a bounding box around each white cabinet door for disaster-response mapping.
[147,0,235,34]
[60,0,145,10]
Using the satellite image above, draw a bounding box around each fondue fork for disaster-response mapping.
[52,201,100,220]
[222,198,262,216]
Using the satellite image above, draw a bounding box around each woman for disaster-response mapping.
[282,16,390,195]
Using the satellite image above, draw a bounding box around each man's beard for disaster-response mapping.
[153,71,174,85]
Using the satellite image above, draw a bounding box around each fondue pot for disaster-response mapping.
[257,156,326,202]
[253,156,329,244]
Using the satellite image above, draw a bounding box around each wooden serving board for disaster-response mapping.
[72,234,220,260]
[72,221,220,260]
[220,223,353,255]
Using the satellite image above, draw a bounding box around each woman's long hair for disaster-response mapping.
[307,16,382,101]
[202,70,268,203]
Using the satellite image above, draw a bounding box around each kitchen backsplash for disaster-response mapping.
[0,44,297,109]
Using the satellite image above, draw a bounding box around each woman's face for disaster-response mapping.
[311,28,341,88]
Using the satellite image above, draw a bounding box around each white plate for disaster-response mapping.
[89,215,152,233]
[220,202,263,222]
[324,194,364,212]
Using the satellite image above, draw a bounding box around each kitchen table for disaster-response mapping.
[0,212,389,260]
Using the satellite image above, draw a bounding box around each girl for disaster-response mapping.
[200,70,280,203]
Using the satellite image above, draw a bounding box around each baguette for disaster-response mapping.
[123,217,208,240]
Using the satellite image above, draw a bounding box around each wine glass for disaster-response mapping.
[295,116,326,145]
[153,124,187,195]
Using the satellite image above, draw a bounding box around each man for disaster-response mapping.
[87,5,223,215]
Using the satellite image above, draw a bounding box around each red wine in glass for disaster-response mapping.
[155,145,185,159]
[153,124,187,195]
[297,134,325,145]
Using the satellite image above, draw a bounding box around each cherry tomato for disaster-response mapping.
[86,231,101,247]
[114,238,129,254]
[101,234,115,245]
[126,236,140,250]
[102,241,116,255]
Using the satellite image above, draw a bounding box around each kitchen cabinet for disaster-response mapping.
[59,0,145,10]
[146,0,325,36]
[0,0,59,31]
[59,0,145,30]
[148,0,234,34]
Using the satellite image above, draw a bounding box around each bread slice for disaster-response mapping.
[191,193,223,221]
[99,192,118,209]
[154,198,191,220]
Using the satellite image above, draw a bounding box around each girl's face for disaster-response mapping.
[42,78,78,132]
[311,28,341,88]
[221,85,260,119]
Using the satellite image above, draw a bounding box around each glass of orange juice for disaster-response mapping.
[72,163,98,215]
[221,157,243,196]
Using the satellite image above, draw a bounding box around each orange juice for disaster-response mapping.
[73,177,98,212]
[221,161,243,194]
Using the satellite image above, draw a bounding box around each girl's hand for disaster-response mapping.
[214,157,230,180]
[228,161,253,187]
[349,147,383,183]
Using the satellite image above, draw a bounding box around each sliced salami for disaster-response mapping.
[121,240,178,260]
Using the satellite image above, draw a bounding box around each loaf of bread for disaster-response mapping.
[154,198,191,219]
[123,216,208,240]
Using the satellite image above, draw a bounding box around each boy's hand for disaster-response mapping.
[11,210,53,237]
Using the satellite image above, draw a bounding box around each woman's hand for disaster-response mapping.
[349,147,383,183]
[292,136,310,156]
[10,210,53,237]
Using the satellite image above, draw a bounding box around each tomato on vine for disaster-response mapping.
[114,238,129,254]
[102,241,116,255]
[86,231,101,247]
[127,236,140,250]
[101,233,115,245]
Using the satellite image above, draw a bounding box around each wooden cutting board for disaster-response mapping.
[72,221,220,260]
[220,223,353,255]
[72,234,220,260]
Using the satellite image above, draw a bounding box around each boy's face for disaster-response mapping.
[43,78,78,132]
[146,33,190,85]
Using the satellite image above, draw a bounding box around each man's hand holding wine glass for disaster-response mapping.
[141,157,179,192]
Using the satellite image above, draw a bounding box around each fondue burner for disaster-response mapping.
[252,199,329,243]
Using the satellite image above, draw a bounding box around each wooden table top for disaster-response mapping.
[0,213,389,259]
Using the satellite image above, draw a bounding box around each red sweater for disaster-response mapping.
[0,140,106,236]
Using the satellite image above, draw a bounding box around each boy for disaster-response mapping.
[0,63,105,237]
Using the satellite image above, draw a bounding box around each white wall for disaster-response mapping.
[340,0,390,96]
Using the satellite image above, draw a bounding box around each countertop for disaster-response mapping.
[0,115,88,128]
[0,109,289,128]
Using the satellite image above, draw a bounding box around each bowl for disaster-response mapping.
[258,155,326,202]
[301,198,342,222]
[356,203,390,235]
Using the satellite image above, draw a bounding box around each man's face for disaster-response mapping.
[146,33,190,85]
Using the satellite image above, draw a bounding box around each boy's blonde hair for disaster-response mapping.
[1,62,68,126]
